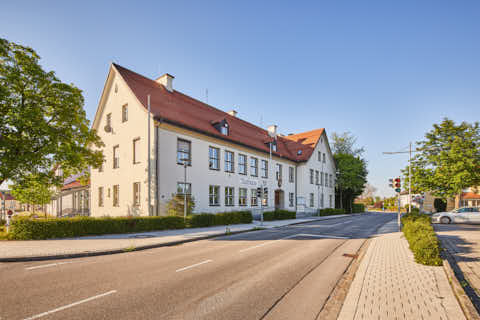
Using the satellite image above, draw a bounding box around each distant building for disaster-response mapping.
[0,191,23,215]
[458,186,480,208]
[46,174,90,217]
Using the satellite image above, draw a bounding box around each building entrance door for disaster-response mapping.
[275,190,284,210]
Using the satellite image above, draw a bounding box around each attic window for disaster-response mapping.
[115,83,118,93]
[220,124,229,135]
[297,150,302,155]
[271,141,277,152]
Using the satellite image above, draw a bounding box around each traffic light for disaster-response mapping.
[256,187,262,197]
[263,188,268,197]
[388,178,394,188]
[394,178,401,193]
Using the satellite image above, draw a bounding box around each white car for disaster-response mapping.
[431,207,480,224]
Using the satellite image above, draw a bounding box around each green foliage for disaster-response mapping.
[262,210,296,221]
[0,38,104,187]
[434,198,447,212]
[331,132,365,156]
[401,213,443,266]
[318,208,345,216]
[11,174,55,213]
[9,216,186,240]
[402,118,480,199]
[188,211,252,228]
[404,205,420,214]
[166,194,195,216]
[352,203,365,213]
[335,153,368,212]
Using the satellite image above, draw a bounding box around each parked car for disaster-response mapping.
[431,207,480,224]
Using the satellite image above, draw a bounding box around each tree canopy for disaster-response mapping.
[11,174,54,213]
[0,38,104,187]
[403,118,480,199]
[331,131,365,157]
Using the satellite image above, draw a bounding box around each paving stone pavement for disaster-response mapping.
[339,232,465,320]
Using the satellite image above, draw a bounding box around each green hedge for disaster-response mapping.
[9,216,185,240]
[262,210,296,221]
[401,213,442,266]
[318,208,345,216]
[352,203,365,213]
[188,211,253,228]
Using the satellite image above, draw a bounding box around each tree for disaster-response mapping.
[360,183,377,199]
[403,118,480,199]
[166,193,196,216]
[0,38,104,187]
[331,132,365,157]
[335,153,368,212]
[11,174,54,217]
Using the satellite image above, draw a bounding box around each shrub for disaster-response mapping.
[9,215,186,240]
[166,193,196,216]
[318,208,345,216]
[262,210,296,221]
[352,203,365,213]
[401,213,442,266]
[188,211,253,228]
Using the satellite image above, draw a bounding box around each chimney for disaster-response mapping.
[267,125,278,137]
[156,73,175,92]
[227,110,238,117]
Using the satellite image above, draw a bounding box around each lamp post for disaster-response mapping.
[181,159,188,223]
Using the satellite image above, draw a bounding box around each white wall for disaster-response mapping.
[91,70,155,217]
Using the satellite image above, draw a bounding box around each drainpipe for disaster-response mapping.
[294,165,298,212]
[154,124,159,216]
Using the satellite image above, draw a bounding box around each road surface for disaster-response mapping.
[0,212,395,320]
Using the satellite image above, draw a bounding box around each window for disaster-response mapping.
[289,192,294,207]
[225,187,234,206]
[329,195,333,208]
[309,169,314,184]
[106,113,112,128]
[85,191,90,210]
[271,141,277,152]
[239,188,247,206]
[323,153,326,163]
[325,173,329,187]
[318,151,321,161]
[239,154,247,175]
[113,145,119,169]
[113,185,119,207]
[261,160,268,178]
[220,125,229,135]
[276,164,282,181]
[177,182,191,195]
[262,188,268,206]
[225,151,234,173]
[309,193,314,207]
[99,162,104,173]
[250,157,258,177]
[251,189,258,206]
[209,185,220,206]
[133,182,140,206]
[321,193,324,208]
[78,191,83,210]
[315,170,319,185]
[320,172,324,186]
[289,167,294,183]
[133,138,140,164]
[330,174,333,188]
[177,139,191,165]
[122,104,128,122]
[209,147,220,170]
[73,192,77,210]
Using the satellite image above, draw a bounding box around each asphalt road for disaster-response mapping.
[0,212,396,320]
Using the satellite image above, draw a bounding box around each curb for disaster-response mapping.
[443,254,480,320]
[0,212,368,262]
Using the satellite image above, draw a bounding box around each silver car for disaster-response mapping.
[432,207,480,224]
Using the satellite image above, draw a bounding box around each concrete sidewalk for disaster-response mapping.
[0,214,355,262]
[339,226,465,320]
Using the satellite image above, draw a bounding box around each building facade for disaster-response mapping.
[90,64,336,217]
[46,173,90,217]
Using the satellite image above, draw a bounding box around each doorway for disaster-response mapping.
[275,189,284,210]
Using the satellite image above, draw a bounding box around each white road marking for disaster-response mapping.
[23,290,117,320]
[176,259,213,272]
[294,233,349,239]
[25,261,74,270]
[239,232,348,252]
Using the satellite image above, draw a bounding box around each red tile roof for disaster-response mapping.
[0,193,14,200]
[62,180,89,191]
[113,63,323,162]
[462,192,480,200]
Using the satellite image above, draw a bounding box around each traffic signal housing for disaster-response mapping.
[394,178,401,193]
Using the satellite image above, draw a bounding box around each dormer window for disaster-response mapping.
[271,141,277,152]
[220,124,229,135]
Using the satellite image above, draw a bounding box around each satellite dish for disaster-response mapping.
[104,125,112,133]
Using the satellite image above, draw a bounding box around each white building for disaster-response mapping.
[90,64,336,217]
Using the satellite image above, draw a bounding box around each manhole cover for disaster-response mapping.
[130,234,155,239]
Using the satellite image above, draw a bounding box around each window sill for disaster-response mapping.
[209,204,220,207]
[177,162,192,167]
[209,167,220,171]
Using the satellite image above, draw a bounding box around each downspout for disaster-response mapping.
[294,165,298,212]
[154,125,159,216]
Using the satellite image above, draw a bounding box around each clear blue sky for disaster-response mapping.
[2,1,479,197]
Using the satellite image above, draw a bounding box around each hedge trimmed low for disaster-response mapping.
[318,208,345,216]
[262,209,296,221]
[352,203,365,213]
[401,213,442,266]
[9,216,185,240]
[188,211,253,228]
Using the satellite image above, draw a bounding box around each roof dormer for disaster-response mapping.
[211,118,229,136]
